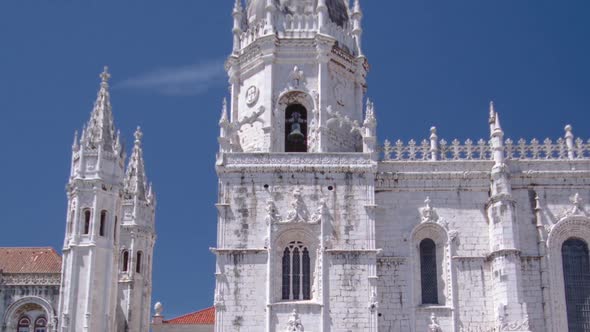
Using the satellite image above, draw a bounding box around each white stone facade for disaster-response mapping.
[213,1,590,332]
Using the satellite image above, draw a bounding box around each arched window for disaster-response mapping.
[34,317,46,332]
[83,209,91,235]
[136,251,143,274]
[285,104,308,153]
[113,216,118,241]
[281,241,311,301]
[99,210,107,237]
[420,238,439,304]
[562,238,590,331]
[122,250,129,272]
[17,316,30,332]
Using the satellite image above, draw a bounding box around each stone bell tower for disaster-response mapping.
[219,0,375,156]
[215,1,379,331]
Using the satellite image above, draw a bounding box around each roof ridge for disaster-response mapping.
[165,306,215,321]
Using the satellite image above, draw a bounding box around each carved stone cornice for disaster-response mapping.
[217,153,376,173]
[0,273,61,286]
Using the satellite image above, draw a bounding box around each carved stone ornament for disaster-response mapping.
[368,290,379,312]
[266,199,281,224]
[558,193,587,220]
[245,85,259,107]
[285,189,310,223]
[285,309,304,332]
[289,66,306,89]
[310,198,327,223]
[420,197,458,241]
[428,313,443,332]
[421,197,440,223]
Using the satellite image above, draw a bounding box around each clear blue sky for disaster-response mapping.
[0,0,589,319]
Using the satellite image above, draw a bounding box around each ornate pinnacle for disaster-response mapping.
[353,0,362,14]
[100,66,111,86]
[72,130,79,151]
[233,0,243,13]
[134,126,143,146]
[489,100,496,122]
[125,127,148,200]
[82,67,117,152]
[220,98,229,124]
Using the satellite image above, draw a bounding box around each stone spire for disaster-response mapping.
[82,66,117,153]
[124,127,148,200]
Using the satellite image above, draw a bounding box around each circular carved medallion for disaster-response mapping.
[246,85,259,107]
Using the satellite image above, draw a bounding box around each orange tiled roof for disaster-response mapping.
[0,248,62,274]
[164,307,215,325]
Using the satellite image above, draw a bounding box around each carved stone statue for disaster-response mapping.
[286,309,304,332]
[428,313,442,332]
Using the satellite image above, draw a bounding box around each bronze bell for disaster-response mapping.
[288,125,305,143]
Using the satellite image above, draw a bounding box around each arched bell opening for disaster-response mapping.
[285,104,308,153]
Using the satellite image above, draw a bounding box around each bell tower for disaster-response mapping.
[219,0,375,155]
[215,1,379,332]
[58,67,124,332]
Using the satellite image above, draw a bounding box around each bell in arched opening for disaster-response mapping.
[285,104,308,153]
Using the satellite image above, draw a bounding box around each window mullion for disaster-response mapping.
[289,249,294,301]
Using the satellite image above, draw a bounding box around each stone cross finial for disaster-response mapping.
[100,66,111,84]
[134,127,143,145]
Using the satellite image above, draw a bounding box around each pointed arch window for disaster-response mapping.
[99,210,107,237]
[83,209,91,235]
[136,251,143,274]
[17,316,30,332]
[420,238,439,304]
[562,238,590,331]
[285,104,308,153]
[281,241,311,301]
[34,317,46,332]
[122,250,129,272]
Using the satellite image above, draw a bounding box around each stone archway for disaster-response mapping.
[2,297,56,332]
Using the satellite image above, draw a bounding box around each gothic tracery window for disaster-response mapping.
[282,241,311,301]
[562,238,590,331]
[285,104,308,153]
[17,317,30,332]
[420,238,439,304]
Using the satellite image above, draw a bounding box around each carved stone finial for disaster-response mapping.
[154,302,163,316]
[100,66,111,85]
[134,127,143,146]
[565,124,574,138]
[286,309,304,332]
[489,100,496,123]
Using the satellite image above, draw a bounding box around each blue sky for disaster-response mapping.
[0,0,589,319]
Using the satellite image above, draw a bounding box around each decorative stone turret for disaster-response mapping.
[58,67,124,332]
[486,102,531,332]
[117,127,156,332]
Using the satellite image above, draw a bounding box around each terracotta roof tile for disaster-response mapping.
[0,248,62,274]
[164,307,215,325]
